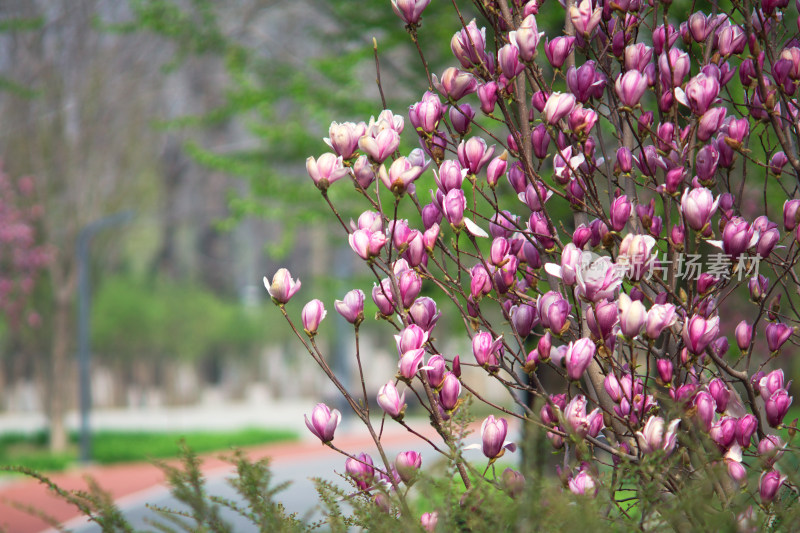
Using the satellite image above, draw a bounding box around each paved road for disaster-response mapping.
[61,436,434,532]
[0,413,467,533]
[62,447,358,531]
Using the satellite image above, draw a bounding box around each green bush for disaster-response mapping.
[91,276,275,361]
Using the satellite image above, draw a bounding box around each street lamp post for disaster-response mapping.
[76,210,134,464]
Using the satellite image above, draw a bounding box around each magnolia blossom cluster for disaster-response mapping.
[271,0,800,525]
[0,171,48,329]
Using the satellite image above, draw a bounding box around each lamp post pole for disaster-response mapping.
[76,210,134,464]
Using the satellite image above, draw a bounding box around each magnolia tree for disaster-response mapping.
[267,0,800,529]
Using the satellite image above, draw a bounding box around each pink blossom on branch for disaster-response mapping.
[277,0,800,521]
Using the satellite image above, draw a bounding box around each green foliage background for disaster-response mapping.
[91,276,273,361]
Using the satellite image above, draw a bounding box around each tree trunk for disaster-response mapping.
[47,259,77,454]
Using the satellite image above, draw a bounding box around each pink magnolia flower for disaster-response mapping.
[408,297,440,333]
[735,414,758,448]
[617,234,656,281]
[553,145,585,184]
[564,394,603,439]
[615,70,648,107]
[709,416,737,450]
[301,299,327,335]
[568,107,598,134]
[348,228,387,260]
[624,43,653,73]
[352,210,383,233]
[470,264,492,299]
[352,155,375,188]
[636,416,680,455]
[765,322,794,353]
[760,470,786,503]
[264,268,301,304]
[618,293,647,338]
[335,289,365,324]
[458,137,496,175]
[486,153,507,187]
[758,434,785,466]
[398,348,427,379]
[687,11,713,41]
[721,216,756,258]
[374,109,404,134]
[559,243,583,285]
[760,369,785,397]
[434,160,464,193]
[398,269,422,308]
[586,300,619,339]
[395,324,428,355]
[377,381,406,418]
[544,297,570,335]
[479,415,516,459]
[510,303,537,337]
[697,107,727,142]
[497,43,524,79]
[724,445,747,486]
[324,121,366,159]
[646,303,677,339]
[542,92,577,124]
[449,103,475,135]
[658,49,690,87]
[694,391,717,431]
[425,354,446,388]
[472,331,504,368]
[575,255,622,302]
[305,403,341,443]
[708,378,731,413]
[395,451,422,483]
[501,468,525,498]
[372,278,395,316]
[567,61,605,103]
[681,187,719,231]
[408,91,446,134]
[765,389,792,428]
[567,464,598,496]
[564,338,596,380]
[679,73,720,115]
[443,188,467,227]
[682,314,720,354]
[345,453,374,491]
[439,372,461,411]
[610,195,632,231]
[735,320,753,350]
[544,36,575,69]
[306,153,350,190]
[716,22,746,56]
[421,512,438,532]
[451,20,489,69]
[512,14,544,61]
[359,127,400,164]
[391,0,431,25]
[432,67,478,101]
[379,156,425,195]
[657,359,673,384]
[569,0,602,36]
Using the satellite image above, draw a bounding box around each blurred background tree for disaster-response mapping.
[0,0,468,451]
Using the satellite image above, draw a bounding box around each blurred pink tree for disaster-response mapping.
[0,167,49,331]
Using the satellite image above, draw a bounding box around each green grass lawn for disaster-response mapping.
[0,427,298,472]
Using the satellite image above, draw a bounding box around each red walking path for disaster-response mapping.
[0,423,458,533]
